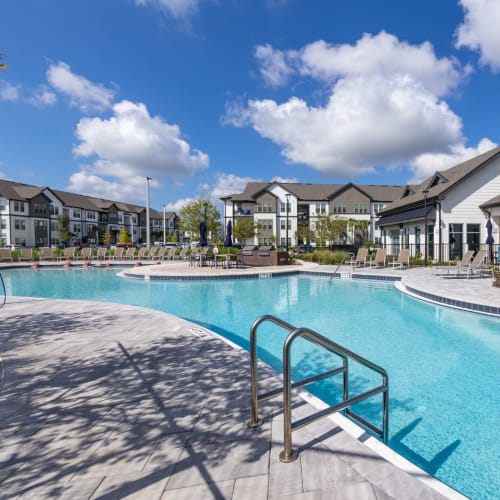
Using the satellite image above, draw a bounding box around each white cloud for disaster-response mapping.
[135,0,199,20]
[255,44,294,87]
[26,85,57,107]
[226,31,488,180]
[0,80,20,101]
[163,196,197,212]
[47,61,116,112]
[209,173,260,199]
[456,0,500,71]
[409,137,497,183]
[70,100,208,202]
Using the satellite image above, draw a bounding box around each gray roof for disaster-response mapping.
[0,179,46,201]
[481,194,500,209]
[379,146,500,215]
[222,181,404,203]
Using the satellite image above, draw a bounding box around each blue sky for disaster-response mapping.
[1,0,500,212]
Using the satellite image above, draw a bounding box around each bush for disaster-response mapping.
[301,249,351,265]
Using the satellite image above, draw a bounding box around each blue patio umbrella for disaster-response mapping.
[199,221,207,247]
[486,219,494,244]
[224,220,232,247]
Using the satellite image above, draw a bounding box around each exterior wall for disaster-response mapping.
[380,159,500,260]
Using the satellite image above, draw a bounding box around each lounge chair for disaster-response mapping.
[390,248,410,269]
[58,247,75,261]
[175,247,188,260]
[450,250,490,279]
[19,247,33,261]
[153,247,166,261]
[136,246,149,260]
[96,247,108,260]
[39,247,54,261]
[436,250,474,276]
[369,248,387,268]
[112,247,125,260]
[0,248,12,262]
[148,247,160,260]
[77,247,92,260]
[124,247,136,260]
[165,247,177,260]
[346,247,369,268]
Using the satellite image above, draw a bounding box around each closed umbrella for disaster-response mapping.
[486,219,494,262]
[224,220,232,247]
[199,221,207,247]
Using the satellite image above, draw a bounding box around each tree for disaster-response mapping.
[315,216,347,248]
[118,226,131,244]
[296,225,315,245]
[56,213,71,245]
[178,199,220,241]
[103,232,112,246]
[233,218,259,245]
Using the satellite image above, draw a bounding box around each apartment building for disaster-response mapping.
[221,181,404,248]
[0,179,178,247]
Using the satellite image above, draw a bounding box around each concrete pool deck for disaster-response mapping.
[1,260,494,498]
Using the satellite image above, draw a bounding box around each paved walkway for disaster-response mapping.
[0,260,490,499]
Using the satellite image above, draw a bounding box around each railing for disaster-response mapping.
[247,315,389,463]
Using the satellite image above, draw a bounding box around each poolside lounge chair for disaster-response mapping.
[154,247,167,261]
[346,247,369,268]
[165,247,177,260]
[58,247,75,261]
[40,247,54,261]
[390,248,410,269]
[448,250,490,279]
[0,248,12,262]
[77,247,92,260]
[148,247,160,260]
[174,247,188,260]
[19,248,33,261]
[436,250,474,276]
[96,247,108,260]
[124,247,136,260]
[136,246,148,260]
[369,248,387,268]
[112,247,125,260]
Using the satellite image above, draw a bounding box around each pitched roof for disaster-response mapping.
[481,194,500,209]
[0,179,46,201]
[222,182,404,203]
[379,146,500,214]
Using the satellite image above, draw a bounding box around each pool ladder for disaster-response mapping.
[247,315,389,463]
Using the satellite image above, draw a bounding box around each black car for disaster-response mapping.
[298,244,313,253]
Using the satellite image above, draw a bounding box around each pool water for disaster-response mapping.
[1,267,499,499]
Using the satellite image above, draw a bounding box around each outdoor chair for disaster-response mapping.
[369,248,387,268]
[39,247,54,261]
[346,247,369,268]
[19,247,33,261]
[136,247,149,260]
[96,247,108,260]
[242,245,255,256]
[258,246,271,256]
[436,250,474,276]
[0,248,12,262]
[123,247,136,260]
[112,247,125,260]
[58,247,75,261]
[165,247,177,260]
[390,248,410,269]
[449,250,491,279]
[77,247,92,260]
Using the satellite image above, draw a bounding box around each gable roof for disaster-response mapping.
[379,145,500,215]
[0,179,46,201]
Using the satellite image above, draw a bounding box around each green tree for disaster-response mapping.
[233,218,259,245]
[316,216,347,248]
[296,225,315,245]
[178,199,220,241]
[103,232,112,246]
[118,226,131,244]
[56,213,71,244]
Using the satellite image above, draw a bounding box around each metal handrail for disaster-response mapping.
[247,315,389,463]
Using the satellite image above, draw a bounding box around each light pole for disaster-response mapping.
[163,204,167,245]
[146,176,152,248]
[285,193,291,252]
[423,189,429,266]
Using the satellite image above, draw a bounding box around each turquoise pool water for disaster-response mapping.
[1,267,499,499]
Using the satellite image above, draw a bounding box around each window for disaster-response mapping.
[73,209,81,218]
[50,205,59,216]
[315,202,326,215]
[14,219,26,230]
[257,201,273,213]
[280,202,291,213]
[260,219,273,230]
[373,203,385,214]
[87,211,96,220]
[280,219,291,230]
[466,223,480,253]
[15,238,26,246]
[33,203,47,215]
[73,223,81,233]
[14,201,25,213]
[132,216,137,224]
[258,237,272,246]
[1,219,6,229]
[332,203,346,214]
[449,223,463,260]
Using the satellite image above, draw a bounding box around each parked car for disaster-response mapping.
[298,244,313,254]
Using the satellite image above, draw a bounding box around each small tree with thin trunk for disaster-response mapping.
[233,218,259,246]
[56,213,71,245]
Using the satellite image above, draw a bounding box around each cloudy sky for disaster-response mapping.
[1,0,500,211]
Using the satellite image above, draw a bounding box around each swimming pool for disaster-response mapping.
[1,267,499,499]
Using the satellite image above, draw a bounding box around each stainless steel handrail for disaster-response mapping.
[247,315,389,463]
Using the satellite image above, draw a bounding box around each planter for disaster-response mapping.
[493,273,500,288]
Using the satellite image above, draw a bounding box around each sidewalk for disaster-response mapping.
[0,297,460,499]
